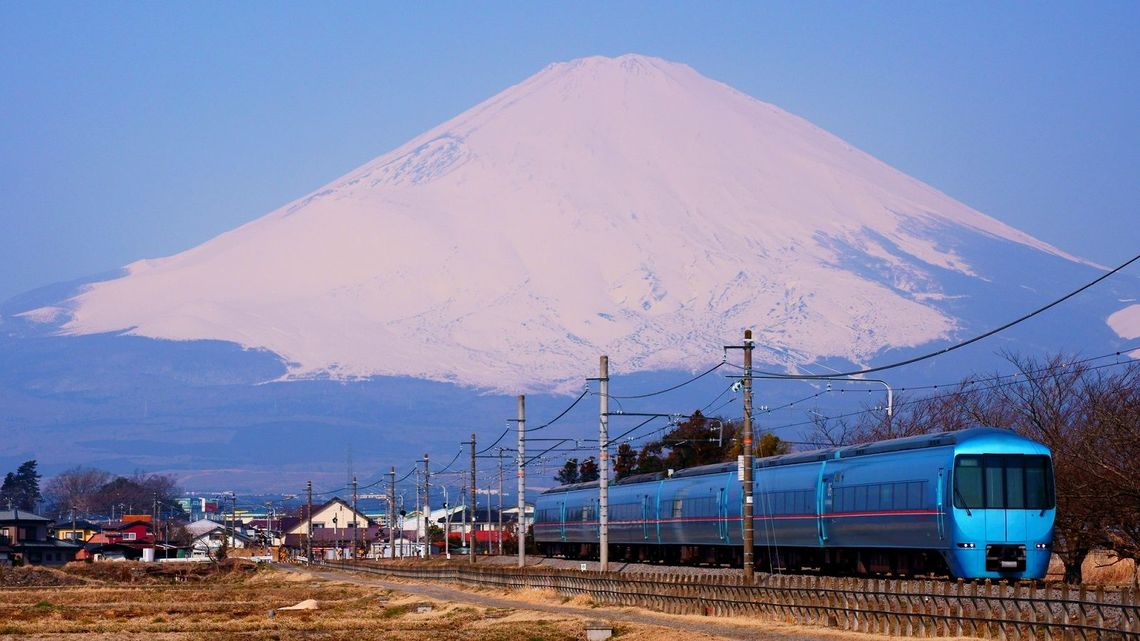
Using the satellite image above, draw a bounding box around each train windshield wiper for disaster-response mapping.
[954,486,973,516]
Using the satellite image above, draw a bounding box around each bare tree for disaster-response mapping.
[42,466,112,518]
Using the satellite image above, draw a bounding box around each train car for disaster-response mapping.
[533,427,1055,579]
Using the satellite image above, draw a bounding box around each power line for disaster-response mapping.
[744,252,1140,379]
[607,361,726,400]
[523,388,590,433]
[760,355,1139,435]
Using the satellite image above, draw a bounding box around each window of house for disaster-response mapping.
[123,532,136,541]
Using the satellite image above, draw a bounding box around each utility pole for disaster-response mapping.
[598,355,610,571]
[352,475,358,561]
[517,395,526,568]
[306,481,313,564]
[469,432,477,564]
[414,468,421,555]
[742,329,755,580]
[497,448,504,556]
[230,493,237,552]
[388,466,396,559]
[422,453,430,558]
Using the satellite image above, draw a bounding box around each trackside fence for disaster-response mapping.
[317,560,1139,640]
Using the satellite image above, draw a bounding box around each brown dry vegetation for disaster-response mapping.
[1047,550,1140,586]
[0,561,749,641]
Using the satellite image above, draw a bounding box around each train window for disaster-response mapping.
[672,499,683,519]
[954,456,984,510]
[984,458,1005,509]
[956,454,1054,510]
[907,482,923,509]
[880,484,893,510]
[1005,457,1026,509]
[855,485,867,512]
[866,486,880,512]
[1025,457,1055,509]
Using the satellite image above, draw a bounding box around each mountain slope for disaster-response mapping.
[26,54,1098,391]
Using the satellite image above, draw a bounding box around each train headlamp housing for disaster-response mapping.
[1035,543,1050,549]
[956,542,976,549]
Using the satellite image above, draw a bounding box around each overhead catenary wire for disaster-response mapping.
[523,388,591,432]
[754,343,1140,418]
[758,355,1138,436]
[742,252,1140,380]
[606,361,727,400]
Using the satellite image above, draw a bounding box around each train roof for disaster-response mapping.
[757,426,1034,467]
[540,480,600,495]
[539,427,1044,493]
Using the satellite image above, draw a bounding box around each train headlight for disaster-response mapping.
[956,542,976,549]
[1035,543,1050,549]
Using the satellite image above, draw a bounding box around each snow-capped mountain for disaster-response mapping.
[19,54,1121,391]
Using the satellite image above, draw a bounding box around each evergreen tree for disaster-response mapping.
[612,443,638,480]
[554,459,580,485]
[577,457,599,482]
[631,412,740,475]
[0,460,41,511]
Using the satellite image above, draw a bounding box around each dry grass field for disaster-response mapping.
[0,561,747,641]
[1045,550,1139,585]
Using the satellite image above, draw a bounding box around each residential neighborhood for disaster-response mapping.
[0,497,535,567]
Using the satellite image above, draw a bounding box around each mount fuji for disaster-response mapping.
[2,54,1135,488]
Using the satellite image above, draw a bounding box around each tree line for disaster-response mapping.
[0,461,183,521]
[553,410,790,484]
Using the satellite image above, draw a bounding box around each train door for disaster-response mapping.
[717,487,729,543]
[654,483,663,544]
[819,472,833,544]
[641,495,650,541]
[820,458,829,542]
[558,500,567,541]
[936,468,945,541]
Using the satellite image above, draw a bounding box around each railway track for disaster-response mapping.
[319,559,1140,640]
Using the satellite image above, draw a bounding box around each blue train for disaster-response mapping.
[534,427,1055,579]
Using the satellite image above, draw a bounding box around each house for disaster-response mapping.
[0,510,81,566]
[286,497,373,540]
[55,519,102,543]
[99,519,155,545]
[184,518,254,559]
[80,519,156,561]
[283,497,379,559]
[284,524,387,560]
[433,506,511,551]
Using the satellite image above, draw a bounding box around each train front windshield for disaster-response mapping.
[953,455,1055,510]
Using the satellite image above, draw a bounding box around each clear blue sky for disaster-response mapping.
[2,2,1137,302]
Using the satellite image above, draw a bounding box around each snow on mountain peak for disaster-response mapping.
[38,54,1091,391]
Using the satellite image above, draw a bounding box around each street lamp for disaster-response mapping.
[264,501,276,553]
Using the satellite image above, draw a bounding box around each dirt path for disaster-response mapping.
[283,563,891,641]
